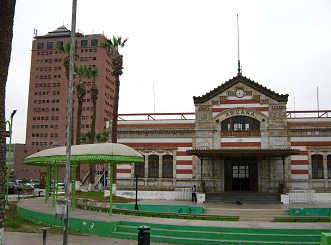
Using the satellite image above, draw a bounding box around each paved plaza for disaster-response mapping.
[5,197,331,244]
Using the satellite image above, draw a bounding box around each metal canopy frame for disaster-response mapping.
[186,148,301,193]
[23,143,144,215]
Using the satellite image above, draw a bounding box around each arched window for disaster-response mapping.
[135,156,145,178]
[312,154,323,179]
[327,155,331,179]
[162,155,173,178]
[148,155,159,178]
[221,116,260,131]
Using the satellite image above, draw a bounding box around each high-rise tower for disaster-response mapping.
[14,26,115,179]
[26,26,114,147]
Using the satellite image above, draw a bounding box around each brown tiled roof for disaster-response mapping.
[193,75,288,104]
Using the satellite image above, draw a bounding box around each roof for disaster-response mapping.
[35,25,83,39]
[193,75,288,104]
[186,148,300,158]
[24,143,144,166]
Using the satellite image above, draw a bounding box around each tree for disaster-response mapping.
[57,42,78,145]
[88,67,99,144]
[102,36,128,143]
[87,66,99,189]
[95,131,109,143]
[102,36,128,184]
[0,1,16,243]
[74,65,87,182]
[57,42,75,80]
[81,131,109,144]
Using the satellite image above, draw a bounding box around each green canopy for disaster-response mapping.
[24,142,144,165]
[23,143,144,215]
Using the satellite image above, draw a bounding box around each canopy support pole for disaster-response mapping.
[199,157,205,193]
[45,162,51,203]
[109,163,113,215]
[52,162,58,207]
[55,163,59,198]
[282,156,286,194]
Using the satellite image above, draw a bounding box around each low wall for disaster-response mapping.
[281,191,331,204]
[289,208,331,217]
[114,189,192,201]
[113,203,203,214]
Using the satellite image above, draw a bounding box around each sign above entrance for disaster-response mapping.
[218,107,267,122]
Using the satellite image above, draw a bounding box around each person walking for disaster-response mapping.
[191,185,197,202]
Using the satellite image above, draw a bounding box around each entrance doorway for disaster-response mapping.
[224,157,258,192]
[232,161,250,191]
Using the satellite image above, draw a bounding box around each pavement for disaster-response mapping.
[16,197,330,229]
[4,231,170,245]
[5,197,331,245]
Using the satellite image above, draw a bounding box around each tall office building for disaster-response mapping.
[14,26,115,179]
[26,26,114,147]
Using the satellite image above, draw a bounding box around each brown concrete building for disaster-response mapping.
[14,26,115,179]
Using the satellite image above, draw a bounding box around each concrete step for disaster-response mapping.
[206,192,281,204]
[204,208,288,221]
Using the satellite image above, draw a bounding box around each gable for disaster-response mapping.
[193,75,288,104]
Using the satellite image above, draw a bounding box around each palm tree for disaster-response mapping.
[81,131,109,144]
[102,36,128,143]
[0,0,16,243]
[102,36,128,184]
[74,65,87,183]
[88,67,99,144]
[58,42,71,80]
[58,42,78,145]
[95,131,109,143]
[87,66,99,189]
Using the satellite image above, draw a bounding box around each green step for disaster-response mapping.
[117,221,326,235]
[111,231,319,245]
[115,225,319,243]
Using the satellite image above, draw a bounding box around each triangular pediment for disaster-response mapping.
[193,75,288,104]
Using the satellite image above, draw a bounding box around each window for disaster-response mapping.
[135,157,145,178]
[37,43,44,49]
[221,116,260,131]
[312,154,323,179]
[91,39,98,46]
[148,155,159,178]
[56,41,63,49]
[47,42,53,49]
[162,155,173,178]
[327,155,331,179]
[81,40,88,47]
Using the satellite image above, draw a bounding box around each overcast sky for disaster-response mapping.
[5,0,331,143]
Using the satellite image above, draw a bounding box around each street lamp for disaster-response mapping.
[5,109,17,208]
[135,174,139,210]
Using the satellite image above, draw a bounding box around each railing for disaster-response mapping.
[116,112,195,121]
[287,110,331,118]
[289,189,315,204]
[109,110,331,121]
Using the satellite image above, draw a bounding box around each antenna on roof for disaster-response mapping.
[237,14,242,76]
[317,86,320,117]
[153,82,156,114]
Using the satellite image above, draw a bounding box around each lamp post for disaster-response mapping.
[5,109,17,208]
[63,0,77,244]
[135,174,138,210]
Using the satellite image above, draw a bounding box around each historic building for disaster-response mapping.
[116,74,331,194]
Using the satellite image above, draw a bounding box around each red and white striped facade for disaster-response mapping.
[115,75,331,193]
